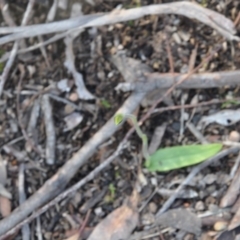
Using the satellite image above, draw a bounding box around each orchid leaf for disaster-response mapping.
[145,143,222,172]
[114,113,124,125]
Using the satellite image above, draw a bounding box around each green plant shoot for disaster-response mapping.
[114,113,222,172]
[114,113,150,160]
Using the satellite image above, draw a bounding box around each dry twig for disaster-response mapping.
[63,3,95,100]
[0,0,35,97]
[0,1,237,45]
[18,164,30,240]
[116,70,240,92]
[41,94,56,165]
[16,65,43,156]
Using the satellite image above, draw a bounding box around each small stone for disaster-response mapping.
[117,179,126,188]
[229,131,240,142]
[195,201,205,211]
[107,71,114,78]
[57,78,71,92]
[68,92,79,102]
[206,185,216,194]
[97,71,105,81]
[153,61,159,69]
[64,104,75,115]
[148,202,157,214]
[205,196,216,206]
[94,207,104,217]
[150,177,157,186]
[141,213,155,225]
[110,47,117,55]
[71,192,82,208]
[204,174,217,185]
[208,203,219,213]
[214,221,228,231]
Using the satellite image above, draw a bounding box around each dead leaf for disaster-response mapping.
[87,190,139,240]
[156,208,202,236]
[220,166,240,208]
[197,109,240,130]
[64,112,83,131]
[0,196,11,217]
[57,78,71,92]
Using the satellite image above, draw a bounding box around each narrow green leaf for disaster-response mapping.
[100,98,111,109]
[145,143,222,172]
[114,113,124,125]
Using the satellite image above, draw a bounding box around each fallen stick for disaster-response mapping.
[41,94,56,165]
[0,0,35,97]
[0,1,237,45]
[116,71,240,92]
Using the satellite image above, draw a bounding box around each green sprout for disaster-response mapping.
[109,183,116,199]
[104,183,116,203]
[221,99,240,109]
[100,98,111,109]
[114,113,222,172]
[114,113,150,161]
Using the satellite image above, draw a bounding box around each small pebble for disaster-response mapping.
[229,131,240,142]
[148,202,157,214]
[107,71,114,78]
[150,177,157,186]
[195,201,205,211]
[206,185,216,194]
[214,221,228,231]
[57,78,70,92]
[68,92,79,102]
[205,196,216,206]
[208,203,219,213]
[117,179,126,188]
[94,207,104,217]
[141,213,155,225]
[204,174,217,185]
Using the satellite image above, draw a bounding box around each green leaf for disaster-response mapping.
[145,143,222,172]
[114,113,124,125]
[221,100,240,109]
[100,98,111,109]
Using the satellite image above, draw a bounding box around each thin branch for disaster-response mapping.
[116,70,240,92]
[0,0,35,97]
[41,94,55,165]
[18,164,30,240]
[16,65,43,156]
[0,1,237,45]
